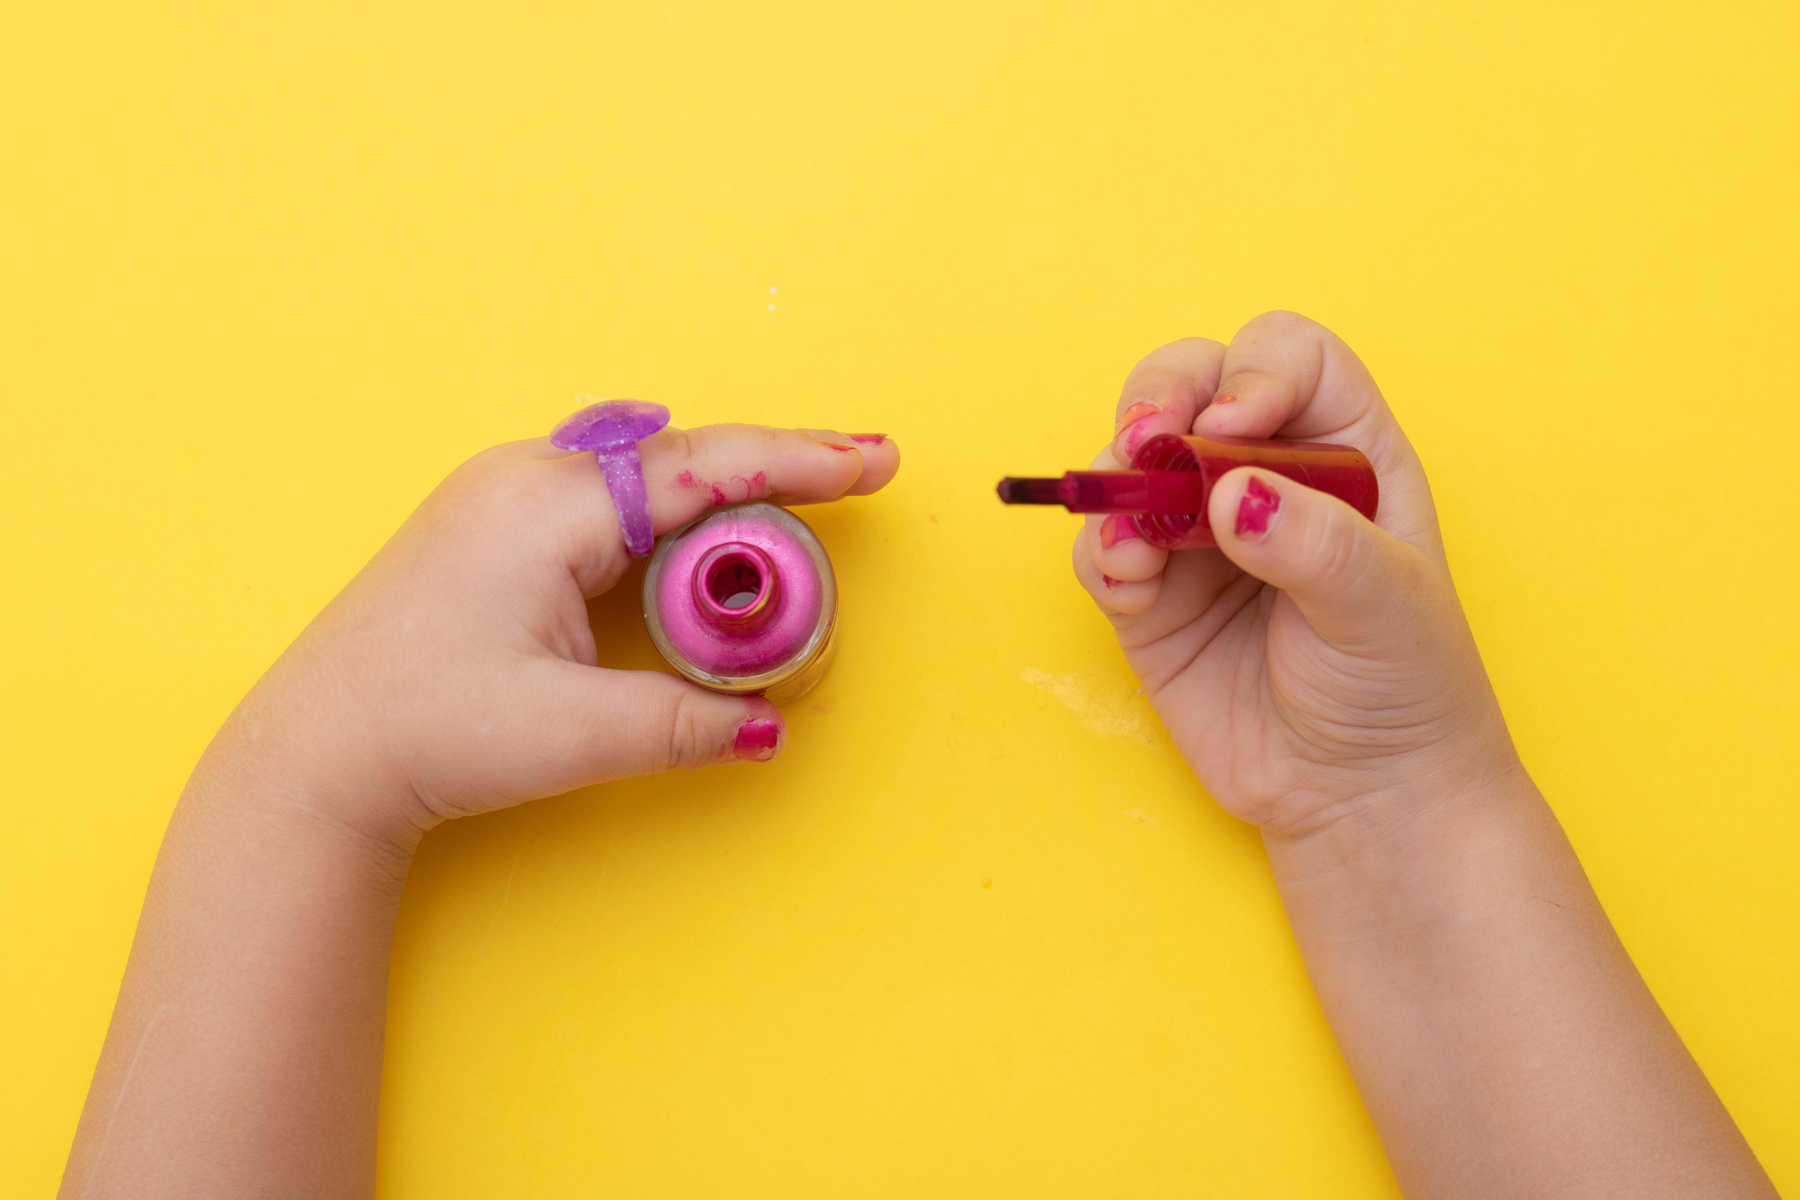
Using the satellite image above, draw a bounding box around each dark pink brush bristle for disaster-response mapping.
[997,477,1063,504]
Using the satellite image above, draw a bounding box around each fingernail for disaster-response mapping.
[848,433,888,446]
[811,437,857,453]
[1100,514,1141,549]
[732,717,780,762]
[1113,400,1163,460]
[1210,393,1238,407]
[1101,574,1122,589]
[1235,476,1281,539]
[1114,400,1161,432]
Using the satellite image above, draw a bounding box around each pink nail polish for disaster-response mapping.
[818,440,857,452]
[644,504,838,705]
[1114,400,1163,459]
[732,717,780,762]
[848,433,887,446]
[1210,393,1238,406]
[1235,476,1280,538]
[1101,574,1122,589]
[1115,400,1161,431]
[1099,514,1141,549]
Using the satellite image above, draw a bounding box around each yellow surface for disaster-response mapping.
[4,2,1798,1194]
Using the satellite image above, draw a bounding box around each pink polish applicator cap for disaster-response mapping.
[998,432,1379,549]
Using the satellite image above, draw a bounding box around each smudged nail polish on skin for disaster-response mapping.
[1235,476,1280,538]
[1100,514,1141,549]
[674,469,769,506]
[733,718,780,761]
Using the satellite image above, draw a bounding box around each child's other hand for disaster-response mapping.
[1075,313,1518,837]
[216,422,897,850]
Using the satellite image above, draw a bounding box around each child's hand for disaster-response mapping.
[216,422,897,850]
[1074,313,1518,837]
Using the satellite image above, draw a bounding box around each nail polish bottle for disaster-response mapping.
[642,503,837,705]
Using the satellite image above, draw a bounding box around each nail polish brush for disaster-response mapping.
[998,432,1379,549]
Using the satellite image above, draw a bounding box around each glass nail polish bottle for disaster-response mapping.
[642,503,837,705]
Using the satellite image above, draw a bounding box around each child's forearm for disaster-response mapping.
[60,731,413,1200]
[59,425,899,1196]
[1267,771,1775,1198]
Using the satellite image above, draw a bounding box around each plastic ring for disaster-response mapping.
[550,397,672,558]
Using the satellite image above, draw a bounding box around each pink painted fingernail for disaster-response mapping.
[812,438,857,452]
[1115,400,1161,432]
[1113,400,1162,459]
[1235,476,1281,539]
[1100,514,1141,549]
[1210,393,1238,407]
[1101,574,1122,589]
[732,717,781,762]
[848,433,888,446]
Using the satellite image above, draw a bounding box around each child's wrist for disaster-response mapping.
[1260,754,1544,900]
[198,702,434,867]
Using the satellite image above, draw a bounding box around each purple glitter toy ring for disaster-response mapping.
[550,397,672,558]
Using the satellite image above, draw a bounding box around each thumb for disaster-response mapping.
[540,664,787,786]
[1208,467,1429,648]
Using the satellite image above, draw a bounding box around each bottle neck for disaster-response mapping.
[692,541,781,630]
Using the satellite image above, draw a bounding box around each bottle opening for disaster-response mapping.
[693,542,781,629]
[709,557,762,609]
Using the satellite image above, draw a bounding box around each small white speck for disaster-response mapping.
[768,304,775,311]
[769,286,777,294]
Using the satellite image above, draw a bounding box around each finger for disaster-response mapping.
[1112,544,1263,659]
[1110,338,1227,465]
[1073,525,1162,615]
[1198,310,1413,475]
[1207,466,1434,650]
[529,664,788,792]
[1198,311,1437,548]
[1082,446,1169,583]
[644,424,900,517]
[825,432,900,495]
[507,423,899,593]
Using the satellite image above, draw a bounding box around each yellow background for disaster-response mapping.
[4,1,1797,1194]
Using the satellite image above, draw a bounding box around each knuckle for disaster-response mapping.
[663,689,716,771]
[1250,309,1313,334]
[438,445,552,522]
[661,426,701,469]
[1294,497,1357,588]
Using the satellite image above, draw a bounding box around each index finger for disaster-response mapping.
[647,424,901,515]
[1108,337,1227,466]
[512,424,900,594]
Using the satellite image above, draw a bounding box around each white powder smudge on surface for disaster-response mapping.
[1020,667,1163,746]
